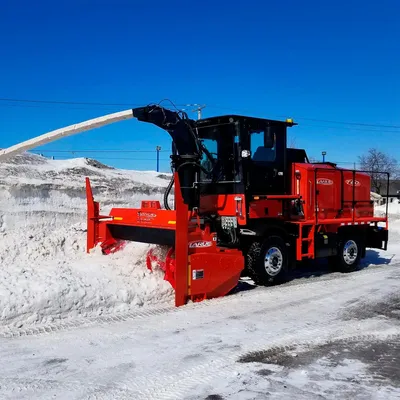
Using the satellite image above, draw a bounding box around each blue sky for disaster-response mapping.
[0,0,399,172]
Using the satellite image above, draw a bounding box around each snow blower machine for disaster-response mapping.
[85,105,389,306]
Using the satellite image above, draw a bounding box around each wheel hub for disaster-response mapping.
[343,240,358,265]
[264,247,283,276]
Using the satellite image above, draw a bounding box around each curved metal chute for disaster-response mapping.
[0,109,134,162]
[0,104,201,207]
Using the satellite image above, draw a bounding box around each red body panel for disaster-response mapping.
[292,163,378,223]
[249,199,284,219]
[200,194,246,225]
[290,163,387,261]
[108,207,177,229]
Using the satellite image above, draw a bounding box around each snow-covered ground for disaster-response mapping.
[0,253,399,399]
[0,153,399,399]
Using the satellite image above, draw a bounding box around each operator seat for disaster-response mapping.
[252,146,276,163]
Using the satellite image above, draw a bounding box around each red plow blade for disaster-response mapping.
[146,247,176,289]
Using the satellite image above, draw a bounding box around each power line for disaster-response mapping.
[191,104,206,120]
[294,116,400,129]
[29,150,361,165]
[293,122,400,134]
[201,104,400,129]
[31,149,170,153]
[45,156,171,161]
[1,97,399,129]
[0,97,163,107]
[0,103,120,111]
[0,97,197,109]
[32,151,359,166]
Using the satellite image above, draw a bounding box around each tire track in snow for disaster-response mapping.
[0,376,138,400]
[0,262,397,339]
[1,310,399,400]
[142,330,400,400]
[125,265,400,398]
[0,305,175,338]
[2,326,398,399]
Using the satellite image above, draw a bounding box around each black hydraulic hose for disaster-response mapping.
[164,154,216,210]
[176,161,209,174]
[164,174,174,211]
[164,159,210,211]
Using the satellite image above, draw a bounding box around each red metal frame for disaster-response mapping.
[174,173,189,306]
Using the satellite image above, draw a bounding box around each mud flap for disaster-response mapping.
[366,226,388,251]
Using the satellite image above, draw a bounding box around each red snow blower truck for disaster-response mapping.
[86,105,389,306]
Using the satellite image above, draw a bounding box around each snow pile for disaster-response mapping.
[375,201,400,218]
[0,153,174,328]
[0,154,173,230]
[374,203,400,239]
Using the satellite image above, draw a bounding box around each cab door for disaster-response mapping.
[247,124,287,195]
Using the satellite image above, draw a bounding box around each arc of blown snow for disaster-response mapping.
[0,109,134,162]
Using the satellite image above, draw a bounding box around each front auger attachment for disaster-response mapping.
[86,174,245,307]
[146,247,176,289]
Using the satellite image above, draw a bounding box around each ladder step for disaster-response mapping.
[302,253,313,257]
[302,238,312,242]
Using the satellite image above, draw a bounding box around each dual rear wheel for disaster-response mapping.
[329,236,362,273]
[246,234,362,286]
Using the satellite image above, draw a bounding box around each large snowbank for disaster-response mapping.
[0,223,173,328]
[0,154,174,328]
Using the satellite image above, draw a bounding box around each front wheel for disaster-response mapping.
[247,235,288,285]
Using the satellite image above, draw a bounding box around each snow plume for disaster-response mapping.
[0,154,174,328]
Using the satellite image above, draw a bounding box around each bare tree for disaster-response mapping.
[288,136,297,148]
[308,156,319,163]
[358,148,398,194]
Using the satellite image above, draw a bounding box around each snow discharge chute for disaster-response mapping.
[0,109,135,162]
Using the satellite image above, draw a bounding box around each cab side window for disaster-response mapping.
[250,130,276,162]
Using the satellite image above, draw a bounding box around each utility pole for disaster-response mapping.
[322,151,326,162]
[156,146,161,172]
[191,104,206,120]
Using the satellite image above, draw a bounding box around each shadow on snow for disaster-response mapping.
[231,249,395,296]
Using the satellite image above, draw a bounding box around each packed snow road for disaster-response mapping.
[0,259,399,400]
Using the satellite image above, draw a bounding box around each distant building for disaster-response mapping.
[379,180,400,205]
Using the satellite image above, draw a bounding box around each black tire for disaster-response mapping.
[330,236,362,273]
[246,235,288,286]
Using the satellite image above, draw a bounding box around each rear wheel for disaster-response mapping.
[247,235,288,285]
[330,236,362,273]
